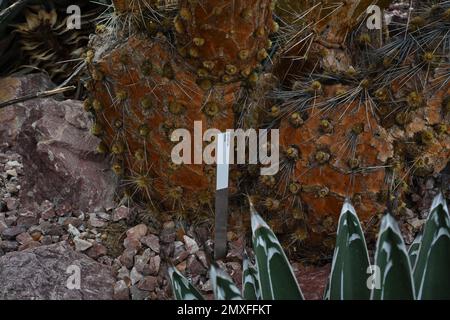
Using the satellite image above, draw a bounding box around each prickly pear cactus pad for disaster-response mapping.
[86,0,276,222]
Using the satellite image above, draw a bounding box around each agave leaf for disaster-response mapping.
[250,202,304,300]
[413,193,450,300]
[242,251,260,300]
[408,233,422,268]
[371,214,415,300]
[210,264,242,300]
[328,200,370,300]
[167,266,204,300]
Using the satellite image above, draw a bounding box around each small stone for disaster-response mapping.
[62,217,83,228]
[126,224,148,240]
[112,206,130,222]
[30,230,42,242]
[0,240,18,251]
[0,219,7,233]
[183,235,199,254]
[39,221,63,236]
[67,224,81,237]
[145,255,161,276]
[40,200,55,220]
[187,255,206,275]
[16,216,38,228]
[113,280,130,300]
[41,235,53,245]
[196,251,209,268]
[96,212,111,221]
[119,248,137,269]
[123,236,142,251]
[16,232,33,245]
[2,226,26,240]
[86,242,107,259]
[137,276,158,292]
[6,169,17,177]
[5,198,18,211]
[134,249,152,273]
[73,237,93,252]
[201,279,212,292]
[117,266,130,281]
[130,286,148,300]
[130,267,143,285]
[89,214,106,228]
[176,260,187,273]
[18,241,41,251]
[140,234,160,253]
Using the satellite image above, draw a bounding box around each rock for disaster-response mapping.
[0,240,18,251]
[183,235,199,254]
[89,214,106,228]
[137,276,158,292]
[126,224,148,241]
[119,248,137,269]
[112,206,130,222]
[0,242,114,299]
[160,227,176,244]
[16,215,38,228]
[96,212,111,221]
[62,217,83,228]
[67,224,81,237]
[176,260,187,273]
[86,243,107,259]
[30,230,43,242]
[124,236,142,251]
[113,280,130,300]
[187,255,206,276]
[140,234,160,253]
[16,232,33,245]
[196,251,209,268]
[145,255,161,276]
[18,241,41,251]
[73,237,93,252]
[134,249,152,273]
[130,267,144,285]
[5,197,18,211]
[0,75,116,212]
[117,266,130,281]
[130,285,148,301]
[1,226,26,240]
[40,200,55,220]
[39,221,64,236]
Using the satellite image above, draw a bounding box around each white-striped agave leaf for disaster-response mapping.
[371,214,415,300]
[242,251,260,300]
[408,233,422,268]
[250,202,304,300]
[210,264,242,300]
[413,193,450,299]
[328,200,371,300]
[168,266,204,300]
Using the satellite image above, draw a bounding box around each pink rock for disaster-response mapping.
[137,276,158,292]
[145,256,161,276]
[126,224,148,241]
[119,248,137,269]
[113,280,130,300]
[18,241,41,251]
[86,243,107,259]
[112,206,130,222]
[16,232,33,245]
[140,234,160,253]
[295,263,331,300]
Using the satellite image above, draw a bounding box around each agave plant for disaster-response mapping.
[168,193,450,300]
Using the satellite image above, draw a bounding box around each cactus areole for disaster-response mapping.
[86,0,450,257]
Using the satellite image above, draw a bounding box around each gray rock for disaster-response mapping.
[73,237,93,252]
[0,242,114,299]
[1,226,26,240]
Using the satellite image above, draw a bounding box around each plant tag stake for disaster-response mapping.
[214,132,231,260]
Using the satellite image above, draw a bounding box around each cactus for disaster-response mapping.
[84,0,450,254]
[85,0,276,223]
